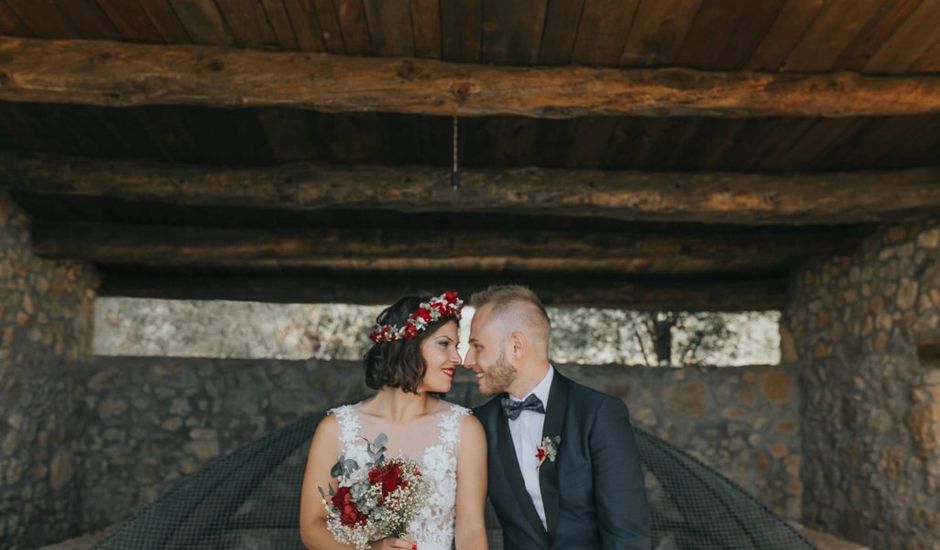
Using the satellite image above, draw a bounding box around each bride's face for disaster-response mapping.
[416,321,461,394]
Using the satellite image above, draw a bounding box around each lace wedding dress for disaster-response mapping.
[329,401,470,550]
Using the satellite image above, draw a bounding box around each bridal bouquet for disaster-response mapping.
[319,434,430,550]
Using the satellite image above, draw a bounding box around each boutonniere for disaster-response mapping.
[535,435,561,468]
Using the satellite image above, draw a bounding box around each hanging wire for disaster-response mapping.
[450,116,461,190]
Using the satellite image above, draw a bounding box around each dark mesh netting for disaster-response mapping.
[92,410,815,550]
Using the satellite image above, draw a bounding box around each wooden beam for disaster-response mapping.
[4,154,940,225]
[98,272,789,311]
[30,221,856,275]
[2,36,940,117]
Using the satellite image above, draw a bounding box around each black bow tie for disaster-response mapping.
[501,393,545,420]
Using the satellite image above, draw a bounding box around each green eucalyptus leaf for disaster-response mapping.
[373,433,388,448]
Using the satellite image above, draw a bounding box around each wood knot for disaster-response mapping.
[206,59,225,72]
[395,60,424,81]
[451,82,470,102]
[99,52,113,61]
[0,71,8,87]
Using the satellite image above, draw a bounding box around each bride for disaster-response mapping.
[300,292,489,550]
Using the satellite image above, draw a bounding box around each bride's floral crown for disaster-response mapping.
[369,291,464,343]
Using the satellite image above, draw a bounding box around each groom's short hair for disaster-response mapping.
[470,285,551,352]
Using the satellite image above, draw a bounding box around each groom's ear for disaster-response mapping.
[509,331,526,359]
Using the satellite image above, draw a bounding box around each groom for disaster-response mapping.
[464,285,650,549]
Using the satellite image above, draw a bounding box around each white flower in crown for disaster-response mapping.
[535,435,561,469]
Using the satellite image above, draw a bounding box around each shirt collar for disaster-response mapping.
[510,364,554,404]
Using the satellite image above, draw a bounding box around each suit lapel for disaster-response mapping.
[539,372,569,536]
[496,402,548,542]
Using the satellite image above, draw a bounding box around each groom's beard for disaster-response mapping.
[478,350,517,396]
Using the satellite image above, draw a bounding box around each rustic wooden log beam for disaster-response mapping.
[98,272,788,311]
[4,154,940,225]
[2,37,940,117]
[31,221,856,275]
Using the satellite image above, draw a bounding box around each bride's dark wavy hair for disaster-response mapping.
[364,295,455,393]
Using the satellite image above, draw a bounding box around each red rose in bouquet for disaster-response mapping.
[369,463,410,499]
[331,486,367,527]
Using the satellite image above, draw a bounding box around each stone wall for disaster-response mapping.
[0,194,98,549]
[785,221,940,549]
[77,357,800,532]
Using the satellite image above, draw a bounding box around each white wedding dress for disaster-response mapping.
[329,401,470,550]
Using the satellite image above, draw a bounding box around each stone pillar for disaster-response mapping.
[0,194,98,548]
[785,221,940,549]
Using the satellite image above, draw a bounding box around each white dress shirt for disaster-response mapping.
[507,365,554,529]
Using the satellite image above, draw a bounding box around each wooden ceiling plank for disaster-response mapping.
[803,118,872,170]
[746,0,824,70]
[835,0,925,71]
[571,0,638,65]
[745,118,816,171]
[865,0,940,72]
[55,0,122,40]
[409,0,441,59]
[363,0,414,57]
[678,118,745,170]
[215,0,277,48]
[260,0,300,50]
[783,0,883,71]
[856,115,940,168]
[883,115,940,168]
[567,118,618,167]
[488,117,539,167]
[0,104,54,151]
[6,37,940,117]
[538,0,584,64]
[761,118,859,171]
[332,0,372,54]
[284,0,326,52]
[482,0,547,65]
[132,107,200,162]
[677,0,786,70]
[31,221,855,277]
[703,118,781,171]
[0,1,31,36]
[600,118,646,169]
[97,0,166,42]
[310,0,345,52]
[628,118,681,170]
[169,0,236,46]
[137,0,192,43]
[530,119,578,168]
[911,35,940,71]
[92,107,159,159]
[5,0,78,38]
[440,0,481,61]
[8,153,939,225]
[99,273,789,311]
[619,0,703,67]
[658,118,707,170]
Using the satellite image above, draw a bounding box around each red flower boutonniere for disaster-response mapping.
[535,435,561,469]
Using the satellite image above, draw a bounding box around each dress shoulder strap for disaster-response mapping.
[437,402,470,450]
[328,404,361,447]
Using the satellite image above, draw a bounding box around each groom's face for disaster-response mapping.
[464,304,517,396]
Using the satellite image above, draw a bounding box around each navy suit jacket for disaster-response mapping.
[474,372,651,550]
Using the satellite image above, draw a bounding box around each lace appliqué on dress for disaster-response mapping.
[328,405,371,472]
[408,404,469,550]
[331,403,470,550]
